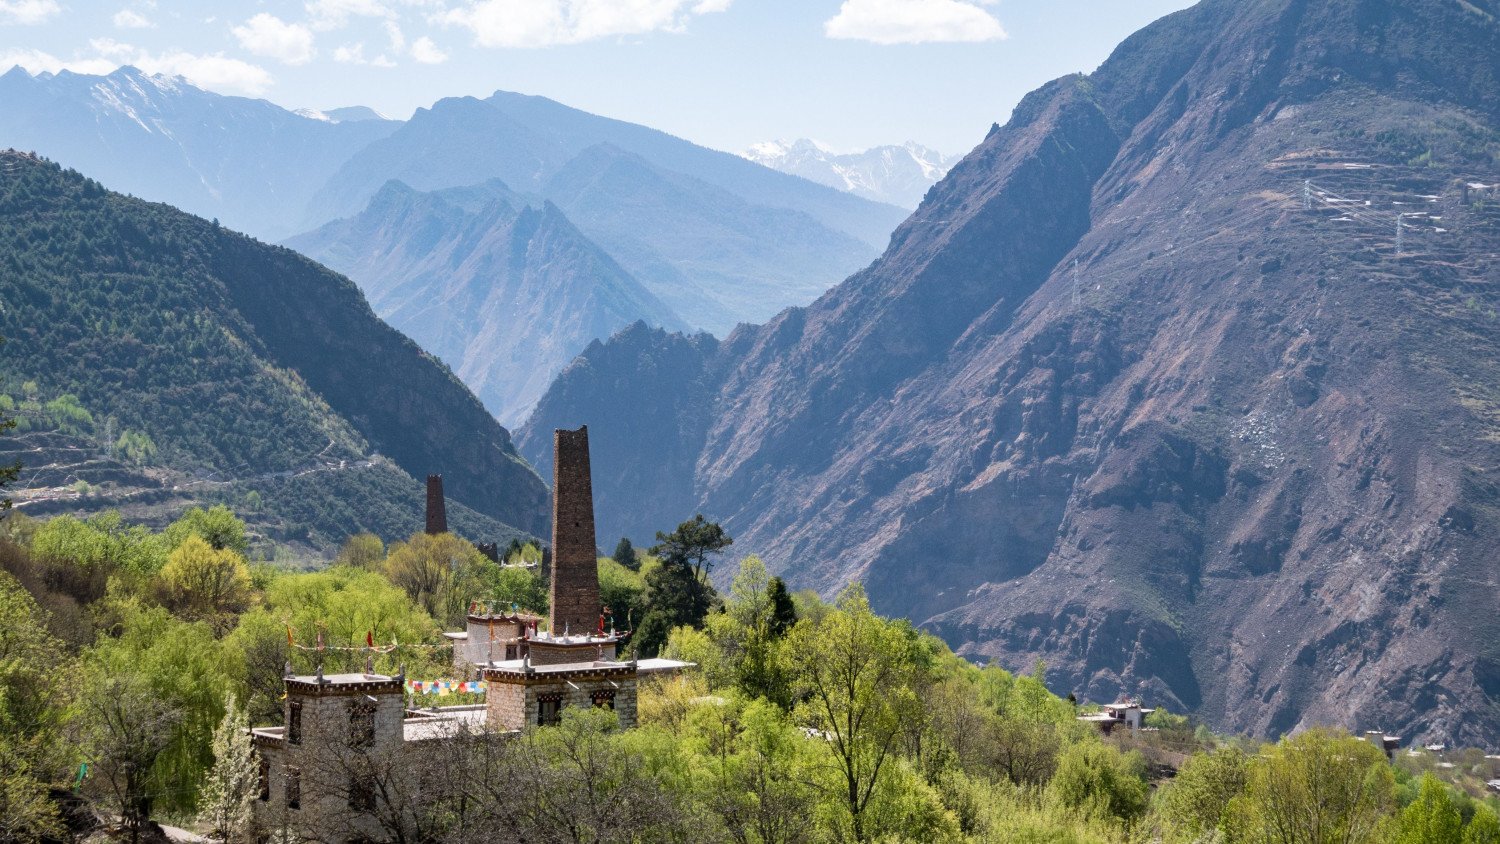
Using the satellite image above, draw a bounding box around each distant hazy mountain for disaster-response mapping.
[743,139,957,209]
[302,91,908,333]
[0,66,400,240]
[286,180,685,426]
[0,153,546,550]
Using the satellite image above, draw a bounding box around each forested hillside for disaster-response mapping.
[0,151,546,551]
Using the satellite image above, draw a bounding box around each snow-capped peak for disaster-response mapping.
[741,138,958,209]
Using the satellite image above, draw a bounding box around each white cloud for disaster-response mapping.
[232,13,316,65]
[0,0,60,25]
[306,0,395,31]
[409,35,447,63]
[383,20,405,51]
[440,0,731,48]
[0,47,115,75]
[824,0,1006,45]
[3,40,273,96]
[332,41,396,67]
[112,8,154,28]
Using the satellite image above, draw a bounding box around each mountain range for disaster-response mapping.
[302,91,905,333]
[287,180,684,426]
[743,139,957,209]
[522,0,1500,744]
[0,66,400,240]
[0,151,547,551]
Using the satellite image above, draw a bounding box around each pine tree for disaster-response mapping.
[766,576,797,637]
[612,536,639,571]
[198,694,258,843]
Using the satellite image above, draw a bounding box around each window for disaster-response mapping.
[537,693,563,726]
[285,767,301,810]
[505,643,518,660]
[349,700,377,748]
[348,775,375,812]
[288,701,303,746]
[258,756,270,802]
[591,690,616,711]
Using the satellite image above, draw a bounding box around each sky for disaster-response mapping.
[0,0,1199,157]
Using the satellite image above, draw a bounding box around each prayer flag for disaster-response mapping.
[286,626,293,646]
[366,630,374,648]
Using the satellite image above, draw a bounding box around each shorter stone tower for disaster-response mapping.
[425,474,447,535]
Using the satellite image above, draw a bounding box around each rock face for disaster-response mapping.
[286,180,684,426]
[522,0,1500,744]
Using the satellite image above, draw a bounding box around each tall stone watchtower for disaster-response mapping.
[549,426,600,636]
[425,474,447,535]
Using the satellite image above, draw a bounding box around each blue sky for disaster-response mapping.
[0,0,1197,156]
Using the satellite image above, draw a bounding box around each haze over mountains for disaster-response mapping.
[288,180,685,426]
[743,139,957,209]
[523,0,1500,744]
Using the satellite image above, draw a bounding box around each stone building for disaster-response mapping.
[250,426,689,840]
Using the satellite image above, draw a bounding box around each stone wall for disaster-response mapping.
[486,673,638,730]
[549,427,600,636]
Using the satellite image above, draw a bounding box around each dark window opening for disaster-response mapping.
[537,694,563,726]
[349,700,377,748]
[288,701,303,746]
[348,775,375,811]
[505,643,518,660]
[258,756,270,801]
[286,767,301,810]
[591,690,616,711]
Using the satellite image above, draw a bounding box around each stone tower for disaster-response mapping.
[426,474,447,535]
[549,426,600,636]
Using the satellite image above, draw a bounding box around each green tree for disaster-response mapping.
[1225,728,1395,844]
[636,556,716,658]
[781,584,926,842]
[0,339,17,511]
[164,505,248,555]
[158,535,254,624]
[383,531,489,626]
[197,694,257,843]
[766,576,797,637]
[1465,806,1500,844]
[612,536,639,571]
[1152,744,1249,841]
[1394,775,1463,844]
[0,572,69,842]
[1048,741,1150,824]
[650,514,733,580]
[85,601,243,813]
[78,674,184,844]
[335,531,385,570]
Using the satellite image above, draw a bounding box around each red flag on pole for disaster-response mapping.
[366,630,374,648]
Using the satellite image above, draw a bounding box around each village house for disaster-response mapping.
[1077,696,1155,735]
[249,426,690,841]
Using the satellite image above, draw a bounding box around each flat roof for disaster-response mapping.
[402,706,488,742]
[287,672,398,685]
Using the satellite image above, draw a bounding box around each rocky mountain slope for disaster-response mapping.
[287,180,685,426]
[302,91,907,332]
[0,66,399,240]
[0,152,547,550]
[522,0,1500,744]
[744,139,957,208]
